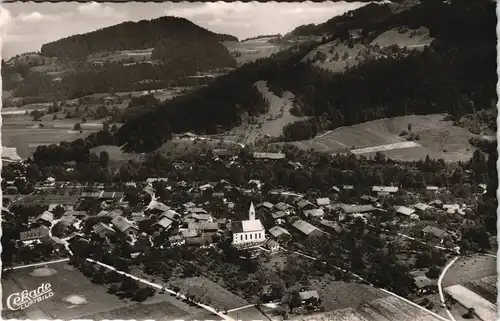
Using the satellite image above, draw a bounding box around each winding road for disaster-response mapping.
[438,256,460,321]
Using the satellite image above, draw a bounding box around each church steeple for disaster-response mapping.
[249,202,256,220]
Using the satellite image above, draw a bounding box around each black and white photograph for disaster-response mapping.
[0,0,497,320]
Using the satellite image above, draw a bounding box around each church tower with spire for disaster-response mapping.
[249,202,256,220]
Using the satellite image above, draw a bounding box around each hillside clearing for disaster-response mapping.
[223,39,284,66]
[286,114,480,162]
[303,27,433,74]
[223,80,306,145]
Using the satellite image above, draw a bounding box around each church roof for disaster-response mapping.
[231,219,264,233]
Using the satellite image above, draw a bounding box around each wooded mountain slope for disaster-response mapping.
[40,16,237,59]
[115,0,496,152]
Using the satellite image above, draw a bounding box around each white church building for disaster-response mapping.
[231,202,266,246]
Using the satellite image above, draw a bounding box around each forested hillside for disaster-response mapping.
[40,16,237,59]
[115,0,496,151]
[3,16,237,101]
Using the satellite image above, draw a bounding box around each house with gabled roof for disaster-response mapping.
[111,216,139,238]
[36,211,54,224]
[161,210,181,221]
[316,197,331,207]
[319,219,342,233]
[92,222,116,238]
[268,226,292,243]
[292,220,324,238]
[304,208,325,220]
[372,186,399,196]
[421,225,450,241]
[152,217,173,231]
[297,199,316,211]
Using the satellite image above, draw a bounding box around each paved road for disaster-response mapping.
[86,258,234,321]
[438,256,460,321]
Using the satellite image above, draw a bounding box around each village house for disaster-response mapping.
[19,226,51,244]
[297,290,322,310]
[372,186,399,196]
[316,197,331,207]
[443,204,465,215]
[188,222,219,235]
[318,219,342,233]
[304,208,325,220]
[161,210,181,221]
[272,211,288,222]
[92,222,116,238]
[297,199,316,212]
[268,226,292,243]
[421,225,450,242]
[274,202,294,214]
[265,239,280,252]
[177,132,197,140]
[426,186,439,192]
[111,216,139,238]
[411,275,436,295]
[360,195,379,204]
[231,202,266,247]
[253,152,286,160]
[413,203,429,212]
[258,202,274,212]
[249,180,262,190]
[168,235,185,246]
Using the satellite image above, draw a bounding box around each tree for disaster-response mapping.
[99,151,110,168]
[408,123,412,131]
[74,123,82,131]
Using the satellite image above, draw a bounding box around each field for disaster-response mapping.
[441,254,497,287]
[445,285,497,321]
[2,115,102,159]
[223,38,285,66]
[287,114,480,162]
[89,145,144,166]
[157,138,240,156]
[2,263,128,320]
[170,276,249,311]
[86,48,154,64]
[463,276,498,305]
[227,306,269,320]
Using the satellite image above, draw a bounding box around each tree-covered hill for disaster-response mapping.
[3,16,238,102]
[40,16,238,59]
[115,0,496,151]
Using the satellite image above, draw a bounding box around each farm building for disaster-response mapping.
[274,202,294,213]
[92,222,116,238]
[319,219,342,233]
[177,132,197,139]
[413,203,429,211]
[360,195,379,204]
[152,217,173,231]
[272,211,288,221]
[297,199,316,211]
[146,177,169,184]
[232,202,266,246]
[292,220,324,238]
